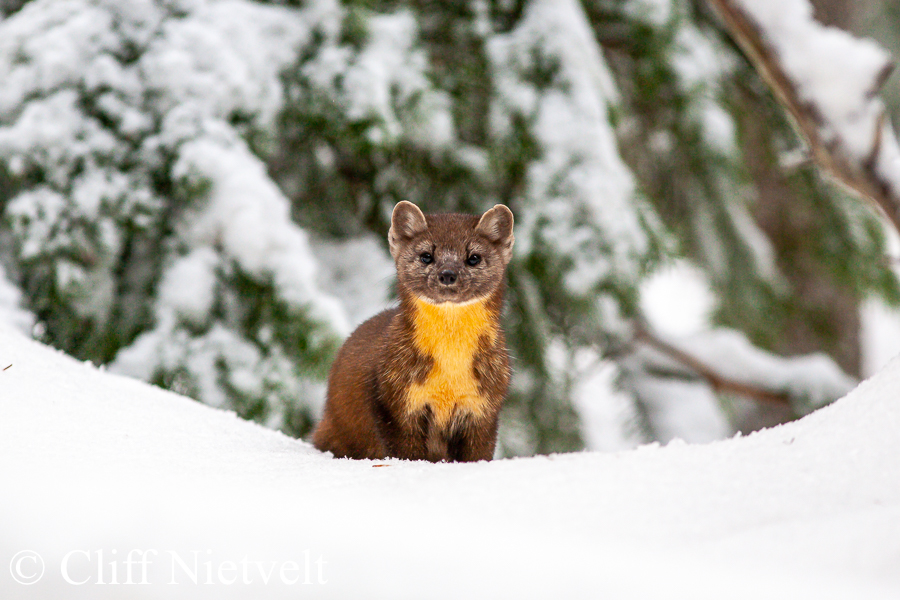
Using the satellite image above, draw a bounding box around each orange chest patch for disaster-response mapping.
[406,298,498,425]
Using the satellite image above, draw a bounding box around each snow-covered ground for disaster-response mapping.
[2,321,899,599]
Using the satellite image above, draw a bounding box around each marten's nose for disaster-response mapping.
[438,269,458,285]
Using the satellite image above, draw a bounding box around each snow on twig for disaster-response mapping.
[634,323,791,406]
[633,321,857,412]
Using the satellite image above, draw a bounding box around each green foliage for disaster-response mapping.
[271,0,657,453]
[2,0,897,455]
[0,0,345,440]
[588,0,899,381]
[0,0,29,18]
[718,73,900,372]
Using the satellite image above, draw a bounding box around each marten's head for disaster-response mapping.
[389,201,515,305]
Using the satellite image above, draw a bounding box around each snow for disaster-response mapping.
[140,0,306,132]
[639,260,714,337]
[3,321,900,598]
[671,329,856,412]
[311,235,396,328]
[155,247,219,328]
[0,265,33,335]
[171,133,347,332]
[629,368,733,444]
[860,227,900,376]
[861,299,900,377]
[572,358,645,451]
[0,1,118,119]
[594,260,862,446]
[299,6,454,150]
[875,121,900,206]
[0,0,359,422]
[737,0,898,171]
[488,0,651,295]
[639,256,900,382]
[622,0,673,28]
[577,264,728,448]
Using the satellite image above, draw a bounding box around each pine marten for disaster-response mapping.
[312,201,515,462]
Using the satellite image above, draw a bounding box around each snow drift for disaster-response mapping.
[1,322,899,599]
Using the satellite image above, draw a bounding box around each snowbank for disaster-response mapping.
[1,323,899,599]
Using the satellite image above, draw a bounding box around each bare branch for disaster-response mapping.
[706,0,900,235]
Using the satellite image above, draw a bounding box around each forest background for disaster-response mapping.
[1,0,898,456]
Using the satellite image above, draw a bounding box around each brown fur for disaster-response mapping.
[312,201,515,462]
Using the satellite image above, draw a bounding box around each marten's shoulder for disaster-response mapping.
[339,307,399,354]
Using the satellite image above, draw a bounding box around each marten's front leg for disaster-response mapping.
[447,412,499,462]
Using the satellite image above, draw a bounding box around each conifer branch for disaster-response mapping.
[633,323,792,406]
[705,0,900,235]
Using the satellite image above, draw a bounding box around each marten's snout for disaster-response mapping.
[438,269,458,286]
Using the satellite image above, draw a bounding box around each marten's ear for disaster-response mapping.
[475,204,515,264]
[389,201,428,259]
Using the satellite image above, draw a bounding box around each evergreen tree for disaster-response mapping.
[269,0,665,453]
[0,0,896,454]
[585,0,898,437]
[0,0,347,435]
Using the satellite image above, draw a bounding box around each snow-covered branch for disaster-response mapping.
[632,322,856,414]
[634,324,790,406]
[706,0,900,234]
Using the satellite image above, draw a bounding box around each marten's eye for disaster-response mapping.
[466,254,481,266]
[420,252,433,265]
